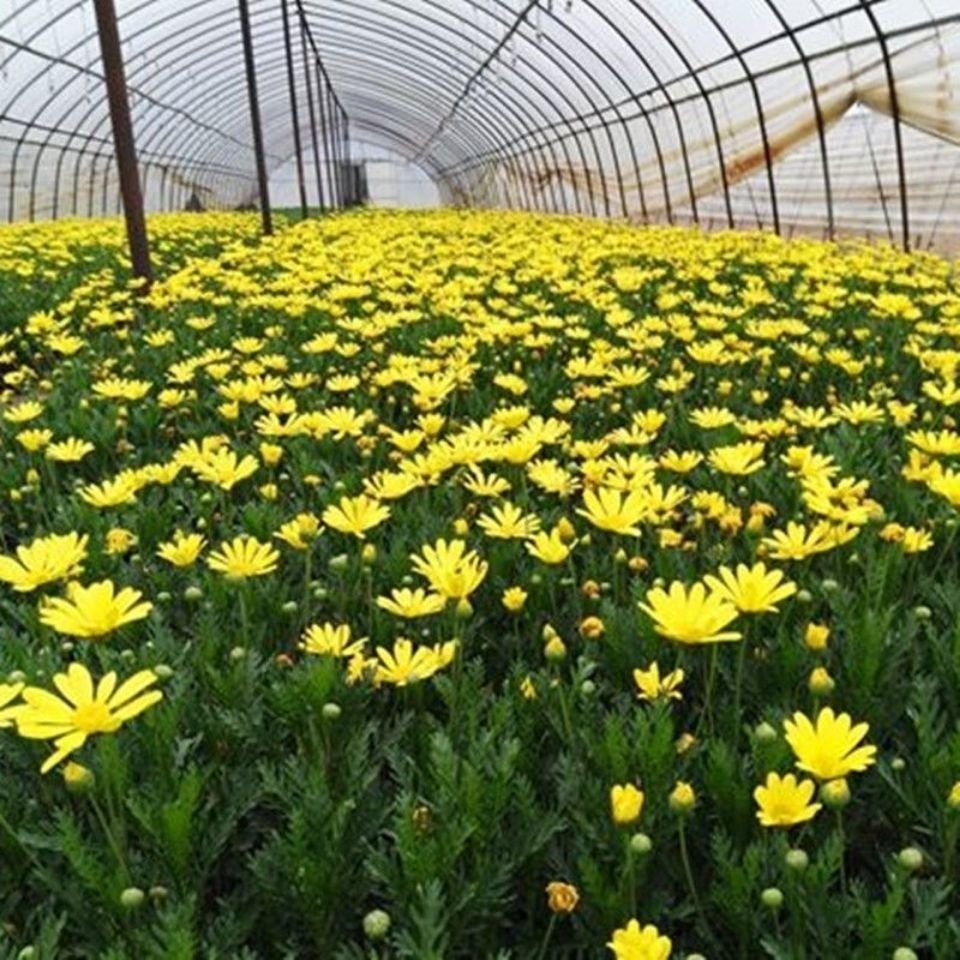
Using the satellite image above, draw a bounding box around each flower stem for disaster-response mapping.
[678,820,707,934]
[697,644,719,739]
[301,549,312,629]
[91,793,130,884]
[731,636,748,741]
[556,680,574,746]
[624,834,637,913]
[238,585,250,646]
[535,914,558,960]
[836,810,847,895]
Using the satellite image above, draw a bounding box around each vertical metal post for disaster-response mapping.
[343,114,350,207]
[281,0,308,220]
[299,20,325,212]
[92,0,152,287]
[237,0,272,234]
[328,87,342,208]
[314,63,333,207]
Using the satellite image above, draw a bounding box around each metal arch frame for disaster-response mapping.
[298,0,626,216]
[690,0,780,234]
[297,0,591,213]
[434,0,734,226]
[5,14,263,218]
[281,0,308,218]
[2,1,786,221]
[432,0,896,168]
[761,0,835,240]
[21,0,573,217]
[291,7,578,212]
[859,0,909,250]
[437,8,957,234]
[298,12,325,211]
[297,0,606,214]
[0,0,951,250]
[439,0,738,227]
[2,3,274,217]
[48,30,319,216]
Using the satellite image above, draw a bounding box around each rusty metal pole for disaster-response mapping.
[281,0,308,220]
[237,0,272,234]
[92,0,152,288]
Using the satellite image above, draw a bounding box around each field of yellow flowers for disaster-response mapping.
[1,207,959,958]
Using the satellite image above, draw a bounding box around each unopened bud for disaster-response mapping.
[120,887,145,910]
[63,762,95,795]
[785,848,809,872]
[820,777,851,809]
[761,887,783,910]
[322,702,342,721]
[363,909,391,941]
[630,832,653,855]
[897,847,923,872]
[754,721,777,744]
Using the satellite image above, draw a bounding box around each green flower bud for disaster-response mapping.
[820,777,851,809]
[362,909,391,941]
[580,679,596,696]
[761,887,784,910]
[754,721,777,744]
[322,702,342,721]
[229,646,246,661]
[149,885,169,901]
[913,605,932,620]
[157,591,172,603]
[892,949,918,960]
[154,664,174,680]
[329,553,349,572]
[821,578,839,593]
[120,887,145,910]
[7,670,27,684]
[630,832,653,855]
[785,848,809,872]
[312,585,328,600]
[897,847,923,872]
[281,600,299,615]
[796,588,813,603]
[17,948,36,960]
[183,585,203,602]
[891,757,906,772]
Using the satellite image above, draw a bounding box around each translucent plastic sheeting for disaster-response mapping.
[1,0,959,251]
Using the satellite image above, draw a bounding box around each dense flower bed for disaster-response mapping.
[1,208,959,958]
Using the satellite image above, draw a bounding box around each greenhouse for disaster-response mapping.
[1,1,960,957]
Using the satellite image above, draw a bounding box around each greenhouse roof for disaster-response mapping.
[1,0,959,249]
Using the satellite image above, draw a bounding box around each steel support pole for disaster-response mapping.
[281,0,308,220]
[92,0,152,287]
[237,0,272,234]
[328,87,342,208]
[299,20,325,212]
[314,63,333,207]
